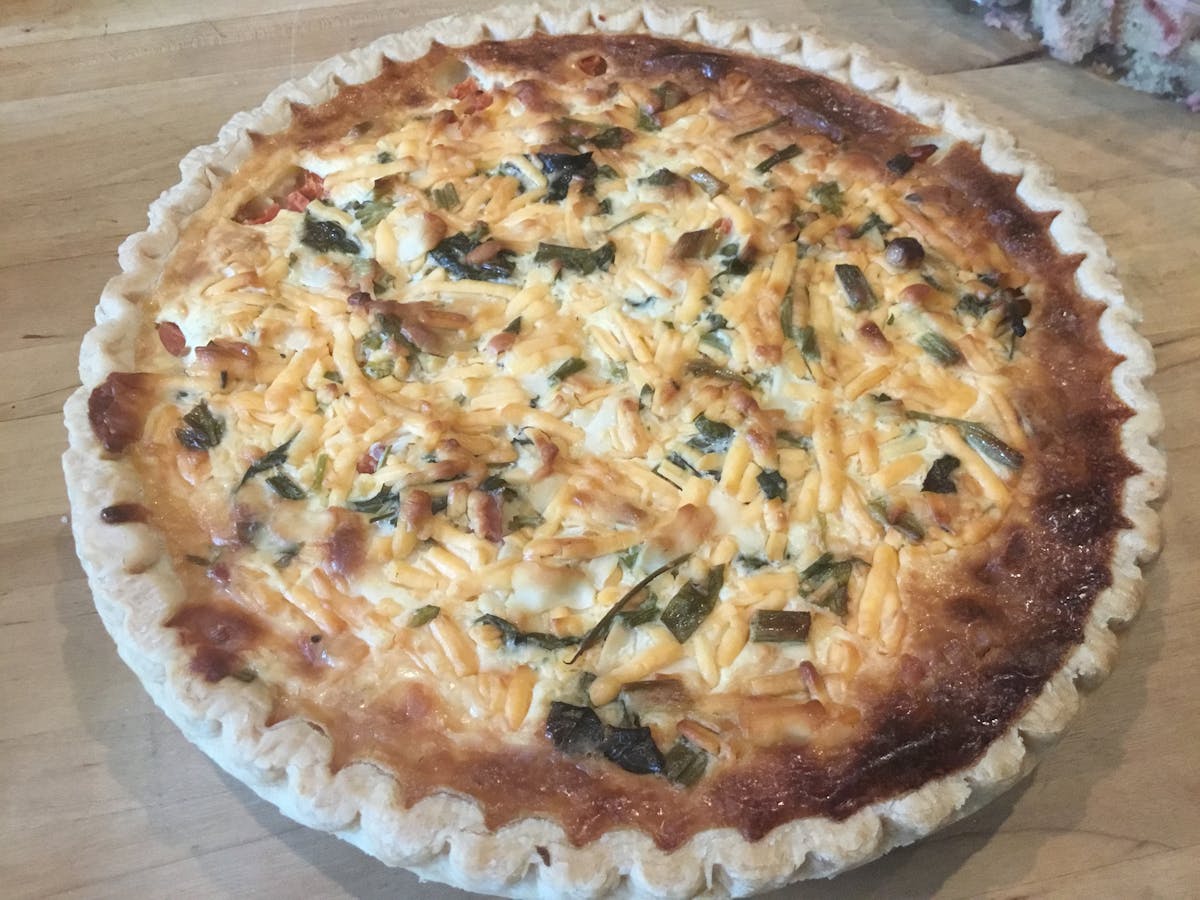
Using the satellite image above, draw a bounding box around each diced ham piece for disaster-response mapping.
[87,372,151,453]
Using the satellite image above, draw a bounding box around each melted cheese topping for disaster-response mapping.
[135,53,1040,777]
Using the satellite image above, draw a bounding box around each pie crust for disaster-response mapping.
[62,3,1165,897]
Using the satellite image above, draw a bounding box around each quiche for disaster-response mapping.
[63,4,1164,897]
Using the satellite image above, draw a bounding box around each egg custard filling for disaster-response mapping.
[86,34,1136,848]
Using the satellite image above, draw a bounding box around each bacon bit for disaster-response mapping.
[754,344,782,366]
[468,490,505,543]
[511,79,562,114]
[463,239,505,266]
[325,508,367,578]
[167,602,261,682]
[728,388,761,418]
[156,322,187,357]
[450,77,493,114]
[298,633,330,668]
[485,331,517,357]
[208,563,231,585]
[431,109,458,129]
[356,442,386,474]
[281,170,325,211]
[449,77,479,100]
[241,203,280,225]
[87,372,151,453]
[798,661,826,698]
[677,719,722,756]
[898,282,934,307]
[193,339,257,380]
[401,489,434,536]
[423,211,448,246]
[858,320,892,354]
[908,143,938,162]
[351,297,469,356]
[100,503,148,524]
[576,54,608,76]
[282,190,311,212]
[745,425,775,460]
[528,428,560,480]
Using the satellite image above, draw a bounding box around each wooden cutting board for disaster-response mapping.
[1,2,1196,897]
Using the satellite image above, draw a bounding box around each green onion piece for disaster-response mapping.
[274,543,303,569]
[638,383,654,410]
[636,108,661,131]
[409,605,441,627]
[956,293,993,319]
[653,81,688,110]
[809,181,844,215]
[757,468,787,501]
[851,212,892,239]
[869,498,925,541]
[301,214,360,255]
[640,168,682,187]
[685,358,752,388]
[352,198,394,228]
[349,484,399,516]
[917,332,964,366]
[322,369,342,383]
[663,737,708,787]
[755,143,801,173]
[749,609,812,643]
[666,451,703,479]
[566,553,691,664]
[731,115,786,141]
[780,289,795,340]
[606,212,646,234]
[534,241,616,275]
[776,430,812,450]
[266,474,306,501]
[661,566,725,644]
[795,325,820,360]
[906,411,1024,469]
[965,429,1025,470]
[503,316,523,334]
[687,414,734,454]
[175,401,225,451]
[476,613,580,651]
[589,126,632,149]
[834,264,878,311]
[549,356,587,384]
[617,544,641,571]
[362,358,395,379]
[239,434,296,488]
[311,452,329,491]
[686,167,727,197]
[618,601,660,628]
[431,183,460,211]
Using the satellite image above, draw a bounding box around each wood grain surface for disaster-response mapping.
[1,2,1196,897]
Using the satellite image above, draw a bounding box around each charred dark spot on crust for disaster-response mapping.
[1038,484,1120,546]
[87,372,151,453]
[100,503,148,524]
[644,50,732,81]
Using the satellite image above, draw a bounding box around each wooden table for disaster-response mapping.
[2,2,1196,897]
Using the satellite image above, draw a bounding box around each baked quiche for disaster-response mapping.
[63,4,1163,897]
